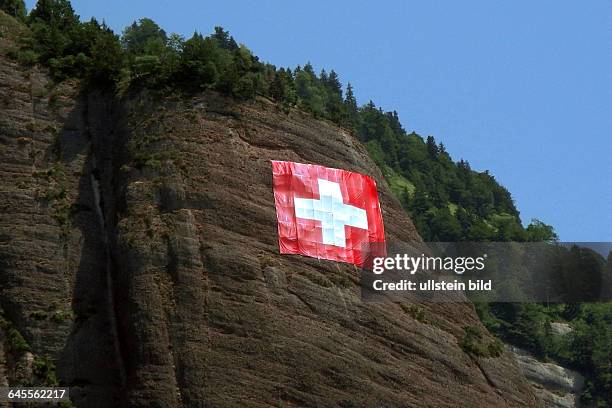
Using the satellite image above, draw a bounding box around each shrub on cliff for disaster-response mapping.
[0,0,26,21]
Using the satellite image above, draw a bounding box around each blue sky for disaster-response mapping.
[25,0,612,241]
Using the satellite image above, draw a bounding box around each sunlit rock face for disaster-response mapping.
[1,10,541,407]
[508,346,584,408]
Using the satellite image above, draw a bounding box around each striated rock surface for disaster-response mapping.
[508,346,583,408]
[1,10,541,407]
[106,92,543,407]
[0,13,122,405]
[549,322,573,337]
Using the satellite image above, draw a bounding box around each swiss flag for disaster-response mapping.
[271,160,386,266]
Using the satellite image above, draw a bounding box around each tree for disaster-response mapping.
[122,18,167,55]
[0,0,26,20]
[26,0,80,63]
[269,68,296,105]
[269,70,284,101]
[429,206,461,241]
[28,0,79,28]
[156,33,184,81]
[602,252,612,301]
[344,83,357,113]
[294,68,324,116]
[178,32,221,86]
[303,62,315,76]
[319,68,328,83]
[88,23,123,85]
[321,70,344,124]
[211,26,238,50]
[526,219,558,242]
[324,69,342,96]
[426,135,439,158]
[494,216,526,241]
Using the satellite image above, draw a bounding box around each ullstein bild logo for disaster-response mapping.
[271,160,386,266]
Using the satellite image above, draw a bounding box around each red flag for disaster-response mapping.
[271,160,386,266]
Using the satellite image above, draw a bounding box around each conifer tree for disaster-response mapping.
[0,0,26,20]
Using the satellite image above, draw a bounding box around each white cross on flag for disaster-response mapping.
[271,160,386,266]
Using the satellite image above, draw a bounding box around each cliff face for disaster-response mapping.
[1,16,540,408]
[509,346,584,408]
[0,42,123,405]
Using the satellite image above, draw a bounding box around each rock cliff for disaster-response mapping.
[1,11,540,407]
[508,346,584,408]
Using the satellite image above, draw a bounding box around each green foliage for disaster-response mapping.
[0,0,26,21]
[16,48,38,65]
[383,166,415,205]
[121,18,171,86]
[38,162,73,236]
[526,218,559,242]
[26,0,79,63]
[86,22,123,85]
[460,325,504,358]
[50,309,74,322]
[7,327,30,352]
[30,310,48,320]
[0,312,31,353]
[211,25,238,50]
[400,304,427,323]
[478,299,612,405]
[122,17,166,55]
[568,304,612,405]
[11,1,122,85]
[33,356,59,386]
[125,111,179,170]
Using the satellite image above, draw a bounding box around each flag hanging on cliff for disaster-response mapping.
[271,160,386,266]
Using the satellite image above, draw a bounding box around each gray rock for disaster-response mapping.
[535,388,578,408]
[550,322,573,337]
[508,345,584,408]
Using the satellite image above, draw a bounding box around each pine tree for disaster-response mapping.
[121,18,167,55]
[344,82,357,112]
[269,70,285,101]
[326,69,342,96]
[319,68,328,83]
[211,26,238,50]
[28,0,79,29]
[303,62,315,77]
[426,135,439,158]
[0,0,26,20]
